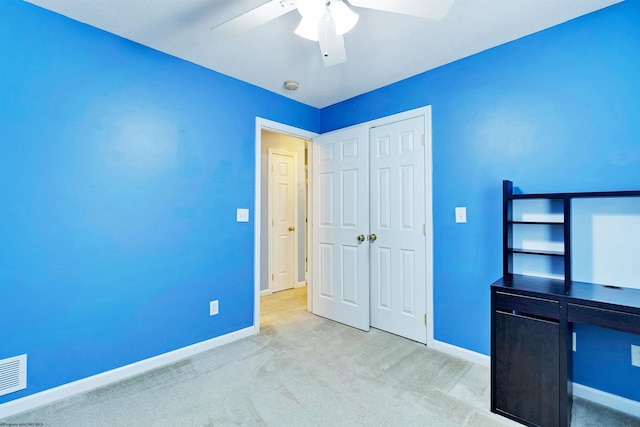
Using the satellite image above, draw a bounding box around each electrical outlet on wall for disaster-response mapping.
[632,344,640,367]
[236,208,249,222]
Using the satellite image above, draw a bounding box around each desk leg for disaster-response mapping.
[560,305,573,427]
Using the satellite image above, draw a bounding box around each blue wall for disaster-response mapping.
[0,0,319,404]
[2,0,639,408]
[321,1,640,401]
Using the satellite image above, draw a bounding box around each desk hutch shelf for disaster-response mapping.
[491,180,640,427]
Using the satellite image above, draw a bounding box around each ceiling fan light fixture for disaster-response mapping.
[297,0,326,20]
[295,16,320,41]
[329,0,359,35]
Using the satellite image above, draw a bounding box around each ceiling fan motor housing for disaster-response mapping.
[213,0,456,67]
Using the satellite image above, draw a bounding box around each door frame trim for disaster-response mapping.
[267,148,298,294]
[254,118,317,334]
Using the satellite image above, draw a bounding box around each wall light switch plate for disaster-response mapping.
[632,344,640,367]
[236,208,249,223]
[455,207,467,223]
[210,300,219,316]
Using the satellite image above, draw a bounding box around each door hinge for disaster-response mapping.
[424,313,427,325]
[272,274,274,281]
[421,134,426,146]
[423,223,426,235]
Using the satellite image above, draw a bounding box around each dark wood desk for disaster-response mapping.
[490,274,640,427]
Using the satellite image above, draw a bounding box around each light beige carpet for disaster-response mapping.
[2,287,638,426]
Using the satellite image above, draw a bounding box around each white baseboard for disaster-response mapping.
[261,283,305,297]
[0,326,255,419]
[431,341,639,418]
[433,340,490,367]
[573,382,640,418]
[260,289,272,297]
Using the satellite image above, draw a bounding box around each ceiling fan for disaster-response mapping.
[211,0,455,67]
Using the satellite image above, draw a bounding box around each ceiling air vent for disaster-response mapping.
[0,354,27,397]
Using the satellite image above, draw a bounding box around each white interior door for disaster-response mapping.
[309,108,431,342]
[311,125,370,331]
[269,149,297,293]
[369,117,427,343]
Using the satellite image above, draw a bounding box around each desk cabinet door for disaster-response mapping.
[495,311,560,427]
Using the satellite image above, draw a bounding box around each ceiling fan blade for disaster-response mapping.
[318,19,347,67]
[211,0,297,37]
[348,0,454,20]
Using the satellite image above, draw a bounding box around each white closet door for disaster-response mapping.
[311,125,370,331]
[369,116,427,343]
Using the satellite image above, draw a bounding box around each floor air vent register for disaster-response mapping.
[0,354,27,397]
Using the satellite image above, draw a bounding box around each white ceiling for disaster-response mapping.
[25,0,621,108]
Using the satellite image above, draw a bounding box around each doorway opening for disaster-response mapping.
[254,119,317,333]
[262,131,308,295]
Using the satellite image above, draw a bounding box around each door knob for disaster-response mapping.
[289,226,295,231]
[357,234,366,242]
[368,233,377,242]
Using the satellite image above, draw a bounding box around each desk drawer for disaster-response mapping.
[568,304,640,335]
[495,291,560,321]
